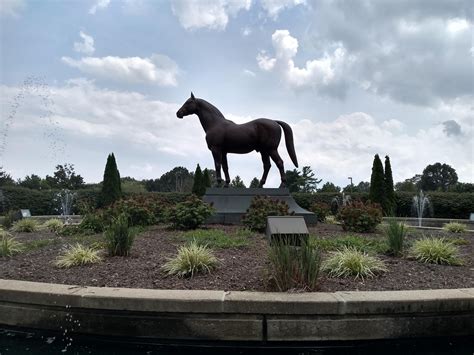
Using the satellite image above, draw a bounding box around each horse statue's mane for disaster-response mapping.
[197,98,235,124]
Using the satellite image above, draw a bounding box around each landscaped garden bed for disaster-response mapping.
[1,222,472,292]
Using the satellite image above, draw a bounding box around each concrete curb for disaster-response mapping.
[1,279,473,342]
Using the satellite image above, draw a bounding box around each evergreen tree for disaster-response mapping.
[202,168,212,191]
[101,153,121,206]
[231,175,246,188]
[369,154,385,208]
[384,156,396,215]
[192,164,204,196]
[249,177,260,188]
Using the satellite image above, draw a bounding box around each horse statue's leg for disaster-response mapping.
[222,153,231,188]
[258,152,271,188]
[211,149,224,187]
[269,150,287,188]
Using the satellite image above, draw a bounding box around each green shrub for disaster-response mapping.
[323,247,387,279]
[11,219,39,233]
[337,201,383,233]
[104,213,135,256]
[385,220,407,256]
[309,202,330,222]
[242,196,290,232]
[168,195,214,230]
[42,219,64,233]
[55,243,102,268]
[409,238,462,265]
[443,222,467,233]
[79,212,106,233]
[268,239,321,291]
[182,228,250,248]
[162,241,219,278]
[0,231,24,256]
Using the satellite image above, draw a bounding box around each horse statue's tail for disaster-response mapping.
[276,120,299,168]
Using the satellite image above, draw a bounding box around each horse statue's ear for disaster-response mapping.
[191,92,195,100]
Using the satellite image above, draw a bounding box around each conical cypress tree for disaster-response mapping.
[202,168,212,191]
[192,164,204,196]
[369,154,385,208]
[384,155,396,215]
[101,153,121,206]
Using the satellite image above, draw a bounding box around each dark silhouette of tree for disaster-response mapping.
[421,163,458,191]
[192,164,205,196]
[231,175,246,188]
[18,174,42,190]
[101,153,121,206]
[285,166,321,192]
[369,154,385,208]
[202,168,212,191]
[249,177,260,188]
[0,167,15,187]
[319,182,341,193]
[45,164,85,189]
[384,156,396,215]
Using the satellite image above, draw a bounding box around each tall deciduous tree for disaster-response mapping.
[384,156,396,215]
[319,182,341,193]
[45,164,85,189]
[369,154,385,208]
[101,153,121,206]
[421,163,458,191]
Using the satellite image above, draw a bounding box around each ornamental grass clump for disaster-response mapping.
[443,222,467,233]
[11,219,39,233]
[268,239,321,291]
[42,218,64,233]
[104,213,135,256]
[385,220,407,256]
[323,247,387,279]
[162,241,219,278]
[0,231,24,257]
[55,243,102,268]
[410,238,462,265]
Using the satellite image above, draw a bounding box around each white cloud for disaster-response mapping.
[446,18,469,34]
[257,30,353,92]
[89,0,110,14]
[260,0,306,19]
[241,27,252,36]
[171,0,251,30]
[242,69,256,77]
[0,0,25,17]
[61,54,180,86]
[73,31,95,55]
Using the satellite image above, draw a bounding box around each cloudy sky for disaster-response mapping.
[1,0,472,188]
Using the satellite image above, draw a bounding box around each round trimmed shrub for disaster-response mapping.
[167,195,214,230]
[242,196,290,232]
[337,201,383,233]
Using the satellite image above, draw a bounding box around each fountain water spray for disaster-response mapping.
[412,190,431,227]
[56,189,76,224]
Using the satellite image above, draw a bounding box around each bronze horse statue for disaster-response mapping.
[176,93,298,188]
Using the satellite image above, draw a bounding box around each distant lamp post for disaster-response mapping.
[348,177,353,193]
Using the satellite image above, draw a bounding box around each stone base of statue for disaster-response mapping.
[203,188,317,225]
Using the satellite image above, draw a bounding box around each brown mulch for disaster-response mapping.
[1,224,473,292]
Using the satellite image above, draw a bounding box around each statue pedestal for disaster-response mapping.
[203,188,317,225]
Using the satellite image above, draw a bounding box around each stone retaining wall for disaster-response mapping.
[0,280,473,342]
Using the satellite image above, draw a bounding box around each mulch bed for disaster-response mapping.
[1,224,473,292]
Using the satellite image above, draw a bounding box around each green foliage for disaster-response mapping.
[337,201,383,233]
[421,163,458,192]
[384,220,407,256]
[319,182,341,193]
[442,222,467,233]
[192,164,205,196]
[310,235,387,254]
[120,177,147,194]
[0,166,15,186]
[268,239,321,291]
[12,219,39,233]
[45,163,85,189]
[104,213,135,256]
[410,238,462,265]
[0,231,23,256]
[230,175,246,188]
[162,241,219,278]
[55,243,102,268]
[42,219,64,233]
[242,196,290,232]
[369,154,386,209]
[384,156,396,215]
[168,195,214,230]
[101,153,121,206]
[182,228,251,248]
[322,247,387,279]
[144,166,193,193]
[106,197,159,227]
[202,168,212,190]
[79,213,106,233]
[249,177,260,188]
[22,238,58,252]
[309,202,330,222]
[285,166,321,193]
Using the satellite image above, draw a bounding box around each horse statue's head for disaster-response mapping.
[176,92,198,119]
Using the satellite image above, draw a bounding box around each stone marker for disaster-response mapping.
[266,216,309,246]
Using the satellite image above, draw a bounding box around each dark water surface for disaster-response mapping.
[1,328,473,355]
